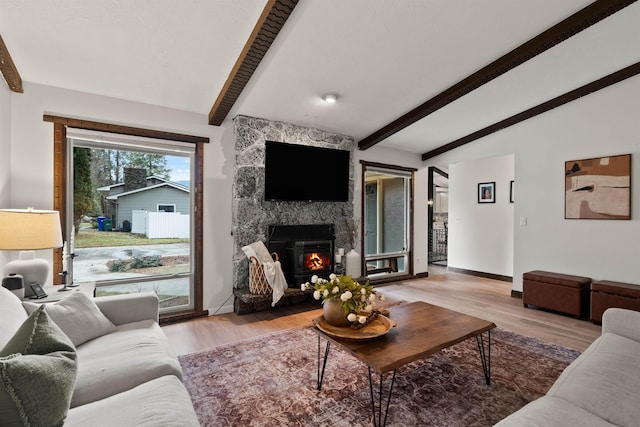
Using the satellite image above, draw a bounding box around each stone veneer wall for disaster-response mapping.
[233,115,356,289]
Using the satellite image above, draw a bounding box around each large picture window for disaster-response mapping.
[48,115,206,323]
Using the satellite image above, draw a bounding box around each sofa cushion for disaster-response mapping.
[23,291,116,346]
[0,286,29,348]
[548,332,640,426]
[495,396,617,426]
[0,306,77,427]
[71,319,183,407]
[64,375,200,427]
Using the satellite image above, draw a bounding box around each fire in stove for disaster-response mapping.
[304,252,330,271]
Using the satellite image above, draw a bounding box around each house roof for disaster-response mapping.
[105,182,189,201]
[1,1,638,158]
[96,175,174,193]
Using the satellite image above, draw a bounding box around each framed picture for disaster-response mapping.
[478,182,495,203]
[510,180,514,203]
[565,153,631,220]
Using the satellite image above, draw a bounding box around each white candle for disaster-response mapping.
[338,248,345,256]
[335,254,342,264]
[62,241,68,272]
[70,226,75,254]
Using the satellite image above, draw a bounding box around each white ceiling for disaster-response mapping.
[1,0,639,157]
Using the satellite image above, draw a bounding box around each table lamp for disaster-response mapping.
[0,208,63,297]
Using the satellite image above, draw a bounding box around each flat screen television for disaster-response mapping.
[264,141,350,201]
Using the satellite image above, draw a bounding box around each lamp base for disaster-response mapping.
[3,251,50,298]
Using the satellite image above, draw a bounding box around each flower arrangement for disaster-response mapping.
[301,273,384,325]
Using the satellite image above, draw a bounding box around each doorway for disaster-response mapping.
[428,166,449,266]
[361,162,415,282]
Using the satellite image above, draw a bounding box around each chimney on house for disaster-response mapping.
[124,167,147,191]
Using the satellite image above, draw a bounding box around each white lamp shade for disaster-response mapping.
[0,209,63,250]
[0,209,63,295]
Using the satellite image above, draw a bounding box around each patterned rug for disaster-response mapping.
[179,325,580,427]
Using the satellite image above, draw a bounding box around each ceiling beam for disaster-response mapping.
[208,0,299,126]
[358,0,637,151]
[0,33,23,93]
[421,61,640,160]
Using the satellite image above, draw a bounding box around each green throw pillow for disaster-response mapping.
[0,305,77,427]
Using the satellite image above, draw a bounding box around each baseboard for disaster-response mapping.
[511,290,523,299]
[414,271,429,279]
[446,267,513,283]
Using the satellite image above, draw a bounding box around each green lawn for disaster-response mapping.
[76,228,189,248]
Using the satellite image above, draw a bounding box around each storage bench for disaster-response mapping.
[522,270,591,318]
[590,280,640,323]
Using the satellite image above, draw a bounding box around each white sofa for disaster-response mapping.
[495,307,640,426]
[0,285,200,427]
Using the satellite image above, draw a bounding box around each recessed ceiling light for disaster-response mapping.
[322,93,338,104]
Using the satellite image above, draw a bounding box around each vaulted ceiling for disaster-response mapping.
[1,0,639,160]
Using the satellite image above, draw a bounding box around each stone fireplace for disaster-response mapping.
[232,115,356,290]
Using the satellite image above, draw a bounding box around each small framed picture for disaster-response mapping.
[510,180,514,203]
[478,182,495,203]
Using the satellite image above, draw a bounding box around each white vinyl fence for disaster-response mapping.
[131,210,189,238]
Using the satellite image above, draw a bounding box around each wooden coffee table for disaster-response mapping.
[313,301,496,426]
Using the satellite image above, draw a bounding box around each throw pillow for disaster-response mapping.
[0,305,77,427]
[22,291,116,347]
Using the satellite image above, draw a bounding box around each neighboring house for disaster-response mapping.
[97,171,189,230]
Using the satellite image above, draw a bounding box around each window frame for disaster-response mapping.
[47,115,208,323]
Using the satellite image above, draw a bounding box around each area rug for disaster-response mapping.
[178,325,580,427]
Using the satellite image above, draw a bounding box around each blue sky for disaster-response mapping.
[166,155,191,183]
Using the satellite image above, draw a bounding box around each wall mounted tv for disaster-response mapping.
[264,141,350,202]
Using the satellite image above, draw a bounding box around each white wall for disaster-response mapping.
[0,83,11,268]
[425,75,640,291]
[448,154,514,277]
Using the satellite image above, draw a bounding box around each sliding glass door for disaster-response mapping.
[362,162,414,281]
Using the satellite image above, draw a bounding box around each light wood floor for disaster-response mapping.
[162,265,602,356]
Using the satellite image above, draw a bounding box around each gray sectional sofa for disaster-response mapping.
[0,285,200,426]
[495,307,640,426]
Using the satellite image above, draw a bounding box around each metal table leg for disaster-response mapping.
[475,329,491,385]
[368,368,397,427]
[317,336,331,390]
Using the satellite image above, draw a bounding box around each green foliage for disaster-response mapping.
[126,152,171,180]
[130,255,162,269]
[73,147,96,231]
[108,260,129,272]
[108,255,163,272]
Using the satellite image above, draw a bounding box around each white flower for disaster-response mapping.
[323,289,329,297]
[369,294,376,302]
[361,288,367,295]
[361,295,366,302]
[358,316,367,324]
[311,275,319,284]
[332,286,339,294]
[313,290,321,300]
[380,295,385,301]
[347,313,357,322]
[364,304,373,312]
[340,290,353,302]
[329,273,337,281]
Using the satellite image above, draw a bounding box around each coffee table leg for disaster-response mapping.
[368,368,397,427]
[317,336,331,390]
[475,329,491,385]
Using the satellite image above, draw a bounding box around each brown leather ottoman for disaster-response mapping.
[591,280,640,324]
[523,270,591,318]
